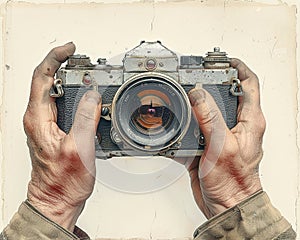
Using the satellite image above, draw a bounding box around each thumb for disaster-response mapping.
[69,90,102,170]
[188,88,228,174]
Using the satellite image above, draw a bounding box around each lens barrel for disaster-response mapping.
[111,72,191,154]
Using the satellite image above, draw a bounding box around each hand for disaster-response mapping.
[23,43,102,231]
[187,59,265,219]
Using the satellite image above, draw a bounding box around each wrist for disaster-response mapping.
[27,183,85,232]
[27,196,84,232]
[203,177,263,218]
[224,176,263,208]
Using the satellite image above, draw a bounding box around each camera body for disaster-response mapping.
[55,41,240,159]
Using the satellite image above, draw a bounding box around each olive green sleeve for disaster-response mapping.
[193,191,296,240]
[0,192,296,240]
[0,200,90,240]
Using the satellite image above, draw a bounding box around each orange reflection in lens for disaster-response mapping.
[134,89,171,132]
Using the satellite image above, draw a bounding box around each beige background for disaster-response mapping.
[0,0,299,239]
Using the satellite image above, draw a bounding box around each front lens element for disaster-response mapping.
[131,89,174,135]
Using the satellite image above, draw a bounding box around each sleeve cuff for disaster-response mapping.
[3,200,89,240]
[193,191,295,239]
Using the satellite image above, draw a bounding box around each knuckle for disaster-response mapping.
[51,46,60,53]
[60,138,80,160]
[49,48,62,65]
[254,112,266,134]
[32,66,42,79]
[62,146,79,160]
[222,144,239,160]
[252,72,259,81]
[77,111,95,122]
[209,108,220,123]
[73,110,96,133]
[201,108,221,126]
[23,111,34,134]
[50,47,61,59]
[193,95,222,127]
[242,109,265,137]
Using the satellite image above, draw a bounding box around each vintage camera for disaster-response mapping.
[52,41,242,159]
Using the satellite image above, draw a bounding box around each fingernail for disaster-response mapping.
[188,89,206,106]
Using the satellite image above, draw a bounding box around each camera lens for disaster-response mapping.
[112,73,191,153]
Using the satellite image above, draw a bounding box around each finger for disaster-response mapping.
[188,88,228,146]
[68,91,102,171]
[230,58,261,110]
[30,42,76,105]
[230,58,265,134]
[188,88,231,177]
[230,58,257,81]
